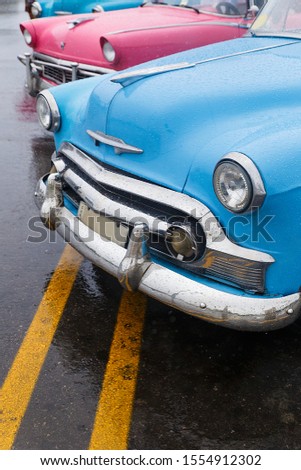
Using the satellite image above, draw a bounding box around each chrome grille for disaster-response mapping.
[204,255,266,294]
[44,65,66,84]
[30,54,111,84]
[53,142,273,294]
[43,65,86,84]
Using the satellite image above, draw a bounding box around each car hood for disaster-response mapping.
[68,37,301,192]
[20,5,247,69]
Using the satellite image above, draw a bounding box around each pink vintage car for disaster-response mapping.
[18,0,264,95]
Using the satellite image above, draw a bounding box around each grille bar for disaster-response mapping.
[53,143,274,294]
[44,64,95,84]
[31,53,114,84]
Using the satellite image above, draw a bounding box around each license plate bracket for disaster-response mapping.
[78,201,129,247]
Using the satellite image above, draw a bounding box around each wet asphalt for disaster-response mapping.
[2,0,301,451]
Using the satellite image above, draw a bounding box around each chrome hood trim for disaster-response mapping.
[87,129,143,155]
[111,62,194,86]
[66,16,95,29]
[110,41,298,86]
[107,20,248,36]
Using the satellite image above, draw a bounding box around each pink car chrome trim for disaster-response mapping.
[66,16,95,29]
[107,20,248,36]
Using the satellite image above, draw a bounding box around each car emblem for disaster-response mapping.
[60,42,65,50]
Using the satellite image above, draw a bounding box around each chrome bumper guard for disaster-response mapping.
[35,172,301,331]
[18,52,114,96]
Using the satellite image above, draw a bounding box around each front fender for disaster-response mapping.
[184,111,301,297]
[103,23,240,70]
[49,77,103,148]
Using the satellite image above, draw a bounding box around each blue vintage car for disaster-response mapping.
[25,0,142,19]
[34,0,301,331]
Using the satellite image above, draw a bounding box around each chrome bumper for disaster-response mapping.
[35,173,301,332]
[18,52,114,96]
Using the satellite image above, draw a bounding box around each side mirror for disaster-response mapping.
[246,5,259,19]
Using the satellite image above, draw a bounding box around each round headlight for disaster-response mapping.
[213,153,266,213]
[36,90,61,132]
[23,29,32,45]
[214,161,252,213]
[165,224,205,262]
[36,94,51,129]
[31,1,42,18]
[102,40,116,62]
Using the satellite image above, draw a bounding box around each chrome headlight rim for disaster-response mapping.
[213,152,266,213]
[92,4,104,12]
[30,1,42,18]
[102,40,116,63]
[36,90,61,133]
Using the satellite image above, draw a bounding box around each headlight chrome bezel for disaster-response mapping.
[21,24,37,47]
[30,1,42,18]
[165,223,206,263]
[23,29,33,45]
[92,4,104,12]
[36,90,61,133]
[213,152,266,213]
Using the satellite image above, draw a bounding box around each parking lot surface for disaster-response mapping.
[1,0,301,451]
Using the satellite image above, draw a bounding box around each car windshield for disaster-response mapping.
[149,0,260,16]
[251,0,301,38]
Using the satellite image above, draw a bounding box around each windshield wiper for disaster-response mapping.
[142,1,199,10]
[178,4,200,13]
[141,1,169,5]
[249,29,301,40]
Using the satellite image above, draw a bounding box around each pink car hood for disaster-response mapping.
[20,5,250,70]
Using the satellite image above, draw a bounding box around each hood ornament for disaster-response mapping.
[67,17,95,29]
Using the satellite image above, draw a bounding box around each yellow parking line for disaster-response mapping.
[89,290,147,450]
[0,245,82,450]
